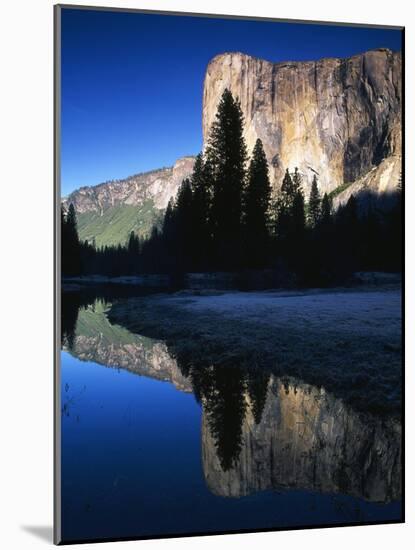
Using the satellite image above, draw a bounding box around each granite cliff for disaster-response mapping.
[203,48,401,200]
[63,48,401,246]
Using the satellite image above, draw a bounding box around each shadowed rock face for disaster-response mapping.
[62,156,196,215]
[202,49,402,198]
[332,155,401,209]
[202,376,401,503]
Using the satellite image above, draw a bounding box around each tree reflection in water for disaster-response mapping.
[61,292,401,503]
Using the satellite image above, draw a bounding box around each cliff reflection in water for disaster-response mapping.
[201,375,401,503]
[62,294,401,505]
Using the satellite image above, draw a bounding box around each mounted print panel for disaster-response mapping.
[55,5,404,544]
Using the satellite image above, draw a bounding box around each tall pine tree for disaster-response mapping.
[308,174,321,227]
[174,178,193,271]
[274,169,293,243]
[162,197,178,269]
[189,153,212,270]
[206,89,247,269]
[320,192,332,227]
[243,138,272,267]
[127,231,140,274]
[62,203,81,276]
[335,194,359,275]
[274,168,306,273]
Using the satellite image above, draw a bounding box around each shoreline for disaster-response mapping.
[62,270,401,293]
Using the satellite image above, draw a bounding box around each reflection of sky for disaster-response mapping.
[60,351,401,543]
[61,8,403,195]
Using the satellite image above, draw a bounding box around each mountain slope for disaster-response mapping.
[76,201,161,248]
[62,156,195,246]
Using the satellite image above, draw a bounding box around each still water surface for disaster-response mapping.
[60,294,401,542]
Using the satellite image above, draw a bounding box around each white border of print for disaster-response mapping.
[1,0,413,549]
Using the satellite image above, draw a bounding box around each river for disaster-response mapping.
[59,290,402,542]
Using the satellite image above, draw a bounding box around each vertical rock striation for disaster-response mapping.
[202,49,402,197]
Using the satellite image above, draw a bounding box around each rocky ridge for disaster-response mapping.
[63,156,195,215]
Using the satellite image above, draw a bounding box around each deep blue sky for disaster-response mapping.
[61,8,402,195]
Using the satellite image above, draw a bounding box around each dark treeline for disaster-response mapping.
[62,89,402,286]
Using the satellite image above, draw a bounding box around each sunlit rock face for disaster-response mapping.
[202,49,401,197]
[202,376,401,503]
[62,156,196,214]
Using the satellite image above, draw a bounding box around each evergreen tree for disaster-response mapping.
[292,166,302,195]
[162,197,177,264]
[388,172,403,270]
[206,89,247,269]
[274,169,293,243]
[174,178,193,271]
[61,205,68,272]
[316,192,335,282]
[335,194,359,275]
[292,189,306,241]
[247,371,270,425]
[127,231,140,274]
[160,181,193,275]
[320,192,332,226]
[127,231,140,255]
[243,139,272,268]
[141,226,164,273]
[66,204,79,243]
[163,198,175,235]
[291,187,306,272]
[275,168,303,222]
[189,153,212,270]
[302,190,333,286]
[61,203,81,276]
[61,291,81,350]
[274,167,306,272]
[278,169,295,209]
[204,367,247,471]
[308,175,321,227]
